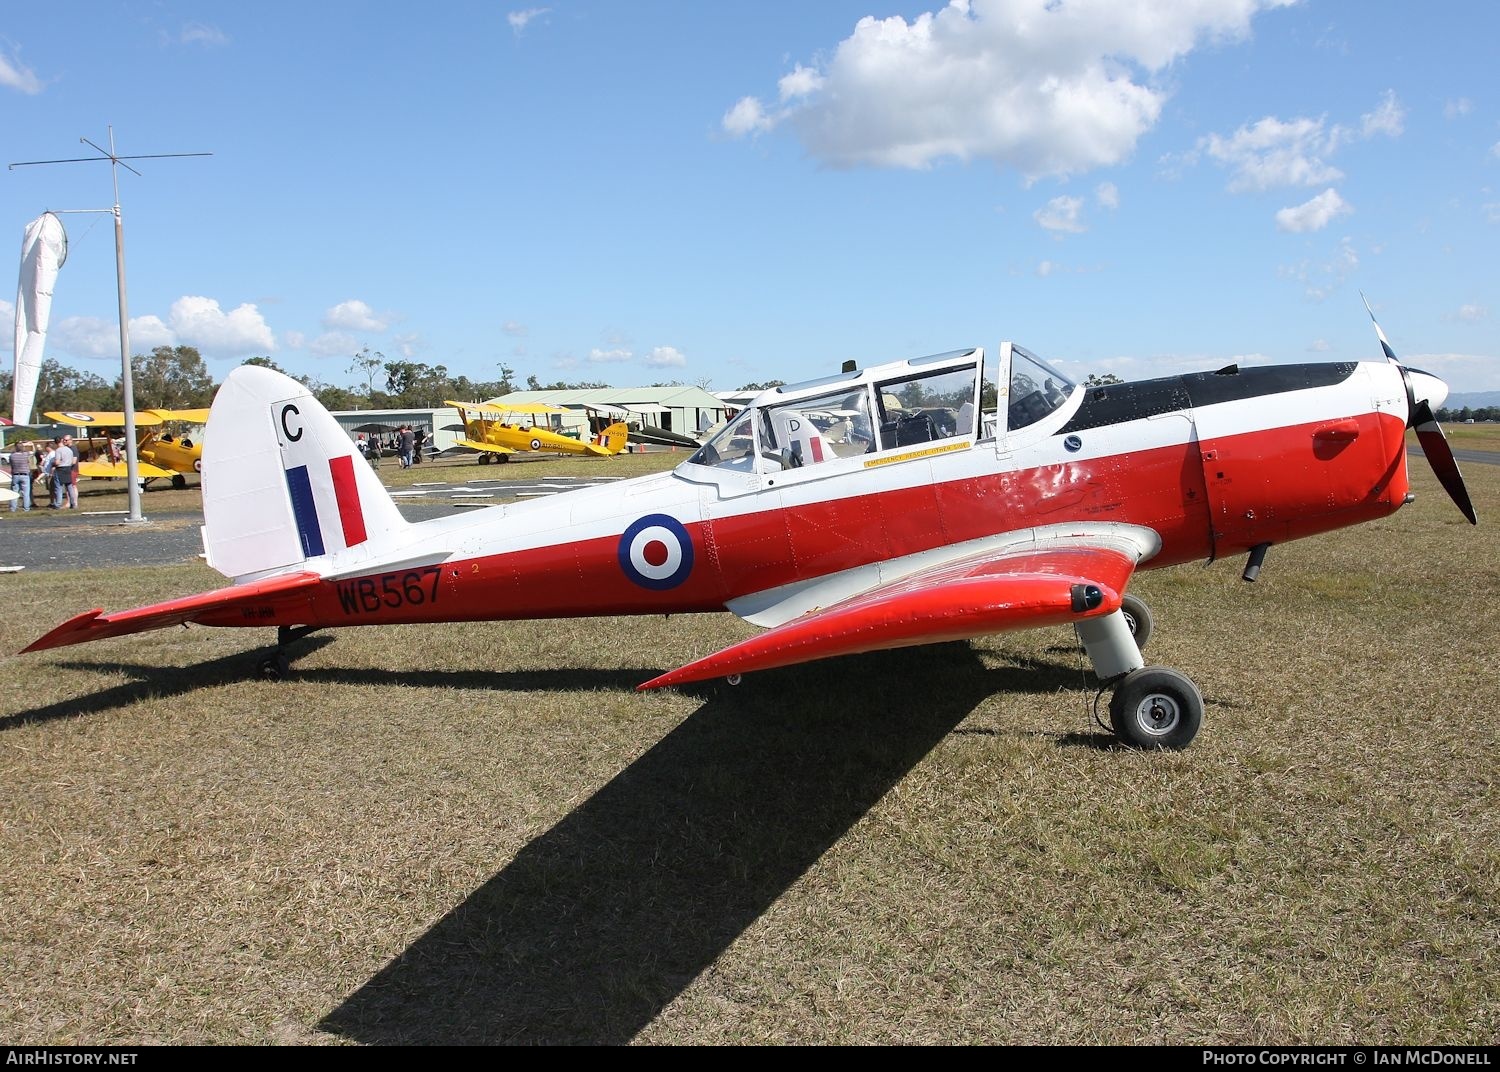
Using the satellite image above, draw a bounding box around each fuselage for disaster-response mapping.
[198,348,1414,634]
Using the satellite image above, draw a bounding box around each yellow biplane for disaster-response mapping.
[445,400,628,464]
[44,408,210,488]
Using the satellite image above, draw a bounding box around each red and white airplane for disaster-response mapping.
[22,304,1476,749]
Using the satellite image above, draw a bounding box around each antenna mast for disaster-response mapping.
[10,127,211,524]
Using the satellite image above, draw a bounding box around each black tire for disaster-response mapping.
[1120,592,1153,650]
[477,453,491,465]
[1108,667,1203,750]
[171,473,187,490]
[257,654,289,679]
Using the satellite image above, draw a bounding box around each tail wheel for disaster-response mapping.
[1108,667,1203,750]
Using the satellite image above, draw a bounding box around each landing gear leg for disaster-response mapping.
[1076,608,1204,750]
[257,625,320,679]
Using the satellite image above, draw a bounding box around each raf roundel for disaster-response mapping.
[618,513,695,591]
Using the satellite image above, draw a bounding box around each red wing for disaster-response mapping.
[22,572,324,653]
[639,544,1139,690]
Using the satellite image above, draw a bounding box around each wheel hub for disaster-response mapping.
[1134,694,1181,736]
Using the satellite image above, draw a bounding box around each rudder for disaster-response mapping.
[201,365,409,580]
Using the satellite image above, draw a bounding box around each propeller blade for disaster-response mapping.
[1411,400,1478,525]
[1362,293,1477,525]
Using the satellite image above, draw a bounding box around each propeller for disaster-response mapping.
[1363,294,1478,525]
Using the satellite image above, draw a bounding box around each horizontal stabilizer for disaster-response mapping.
[21,571,324,654]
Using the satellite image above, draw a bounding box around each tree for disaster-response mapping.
[130,346,215,408]
[1084,373,1123,387]
[39,359,121,413]
[347,348,385,398]
[737,380,786,392]
[241,356,286,374]
[307,379,365,411]
[383,360,452,408]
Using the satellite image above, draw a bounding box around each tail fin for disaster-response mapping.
[201,365,410,580]
[596,420,630,455]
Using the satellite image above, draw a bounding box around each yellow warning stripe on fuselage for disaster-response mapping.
[861,439,971,469]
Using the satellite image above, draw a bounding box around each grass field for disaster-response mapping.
[0,457,1495,1045]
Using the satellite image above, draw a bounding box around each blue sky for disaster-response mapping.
[5,1,1499,397]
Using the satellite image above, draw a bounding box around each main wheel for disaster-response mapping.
[477,453,491,465]
[1108,667,1203,750]
[257,653,290,679]
[1120,592,1153,650]
[171,473,187,490]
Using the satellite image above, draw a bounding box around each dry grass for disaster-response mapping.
[0,462,1494,1045]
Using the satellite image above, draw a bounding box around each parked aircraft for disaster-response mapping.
[446,400,628,462]
[24,306,1475,749]
[43,408,210,488]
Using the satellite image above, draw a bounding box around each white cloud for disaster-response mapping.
[324,299,389,332]
[1444,98,1473,120]
[1034,195,1086,234]
[1308,338,1332,352]
[508,8,549,34]
[1095,182,1119,210]
[1484,203,1500,224]
[1456,304,1487,323]
[589,348,633,364]
[1200,116,1344,192]
[644,346,687,369]
[392,332,421,358]
[1359,89,1404,138]
[502,320,527,336]
[1275,188,1352,233]
[0,299,13,348]
[1036,260,1057,277]
[778,65,824,101]
[179,23,228,47]
[722,96,773,138]
[283,330,306,350]
[1277,236,1359,300]
[168,296,276,356]
[725,0,1294,179]
[53,316,126,360]
[0,48,43,94]
[308,332,359,358]
[1196,92,1404,193]
[129,315,176,350]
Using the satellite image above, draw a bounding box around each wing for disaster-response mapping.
[45,410,164,428]
[456,438,516,455]
[146,408,212,424]
[21,571,324,653]
[77,459,177,480]
[638,540,1143,691]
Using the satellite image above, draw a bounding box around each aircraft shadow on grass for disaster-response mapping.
[317,643,1094,1045]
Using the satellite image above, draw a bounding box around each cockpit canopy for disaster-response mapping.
[686,343,1074,476]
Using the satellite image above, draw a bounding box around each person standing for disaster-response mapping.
[52,434,78,509]
[413,426,425,465]
[399,424,415,469]
[6,440,33,511]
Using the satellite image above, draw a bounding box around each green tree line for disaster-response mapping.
[0,347,705,419]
